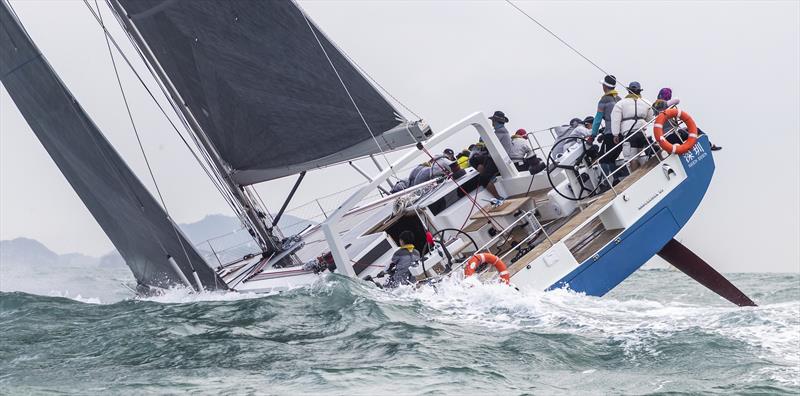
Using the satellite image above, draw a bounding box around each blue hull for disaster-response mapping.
[549,136,716,296]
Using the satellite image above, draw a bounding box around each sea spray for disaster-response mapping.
[0,271,797,395]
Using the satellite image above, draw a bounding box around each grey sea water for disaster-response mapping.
[0,269,798,395]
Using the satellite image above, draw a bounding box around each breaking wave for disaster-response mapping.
[0,271,798,394]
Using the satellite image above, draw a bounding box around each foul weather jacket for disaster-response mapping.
[509,136,532,161]
[387,245,420,287]
[611,94,655,147]
[494,124,514,155]
[591,90,621,136]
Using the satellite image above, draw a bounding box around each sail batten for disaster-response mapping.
[0,3,225,290]
[112,0,428,186]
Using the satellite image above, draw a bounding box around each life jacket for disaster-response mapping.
[456,155,470,169]
[620,94,650,147]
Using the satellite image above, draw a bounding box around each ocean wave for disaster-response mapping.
[0,271,797,394]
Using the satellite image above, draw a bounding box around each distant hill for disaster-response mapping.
[0,214,316,299]
[0,237,96,267]
[179,213,314,244]
[0,214,316,270]
[181,214,246,245]
[0,238,56,265]
[180,213,315,264]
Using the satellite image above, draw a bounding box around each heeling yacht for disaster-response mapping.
[0,0,755,306]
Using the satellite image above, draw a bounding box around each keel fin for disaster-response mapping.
[657,238,756,307]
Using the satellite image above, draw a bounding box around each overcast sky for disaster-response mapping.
[1,0,798,272]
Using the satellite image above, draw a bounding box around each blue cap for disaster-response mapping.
[627,81,642,91]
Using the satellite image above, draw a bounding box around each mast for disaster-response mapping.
[108,0,281,255]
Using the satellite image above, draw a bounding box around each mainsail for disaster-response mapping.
[0,3,225,291]
[111,0,429,185]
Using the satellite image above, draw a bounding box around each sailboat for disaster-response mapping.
[0,0,756,306]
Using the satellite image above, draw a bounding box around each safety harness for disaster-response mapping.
[621,94,648,147]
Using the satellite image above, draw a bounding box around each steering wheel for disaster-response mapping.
[424,228,479,272]
[546,136,602,202]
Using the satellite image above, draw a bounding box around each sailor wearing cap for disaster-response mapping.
[552,117,585,158]
[588,75,624,184]
[509,129,530,162]
[489,110,514,155]
[611,81,655,172]
[443,148,456,161]
[591,75,621,139]
[509,129,546,175]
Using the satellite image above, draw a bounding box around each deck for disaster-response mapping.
[503,158,659,277]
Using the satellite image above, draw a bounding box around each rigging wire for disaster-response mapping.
[326,41,421,121]
[111,12,247,226]
[91,0,198,275]
[7,1,154,219]
[417,145,503,230]
[7,0,153,215]
[104,5,269,250]
[504,0,609,76]
[82,0,256,240]
[9,0,201,285]
[103,0,292,249]
[296,1,399,180]
[251,186,279,234]
[81,1,228,202]
[85,0,264,286]
[93,0,166,213]
[504,0,654,107]
[289,2,421,121]
[5,0,175,284]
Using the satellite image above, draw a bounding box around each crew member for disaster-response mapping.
[611,81,654,172]
[456,148,471,169]
[464,110,513,200]
[576,116,594,138]
[489,110,514,155]
[469,140,503,199]
[591,75,623,184]
[385,230,421,288]
[559,116,595,159]
[653,87,721,151]
[510,129,546,175]
[412,154,450,186]
[407,162,427,185]
[552,118,584,158]
[443,148,456,161]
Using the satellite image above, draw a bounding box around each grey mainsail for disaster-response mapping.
[0,4,225,291]
[112,0,429,185]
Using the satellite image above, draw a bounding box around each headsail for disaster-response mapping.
[111,0,429,185]
[0,3,225,291]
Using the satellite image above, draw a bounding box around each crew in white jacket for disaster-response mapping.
[509,129,533,163]
[611,81,654,172]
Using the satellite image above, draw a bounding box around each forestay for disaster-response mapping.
[112,0,428,185]
[0,3,225,291]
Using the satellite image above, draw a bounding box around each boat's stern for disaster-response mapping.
[509,135,715,296]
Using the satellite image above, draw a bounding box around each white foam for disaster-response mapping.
[47,290,105,305]
[376,276,800,385]
[135,275,338,304]
[137,285,276,304]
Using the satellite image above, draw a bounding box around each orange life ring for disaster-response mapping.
[464,253,510,284]
[653,108,698,155]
